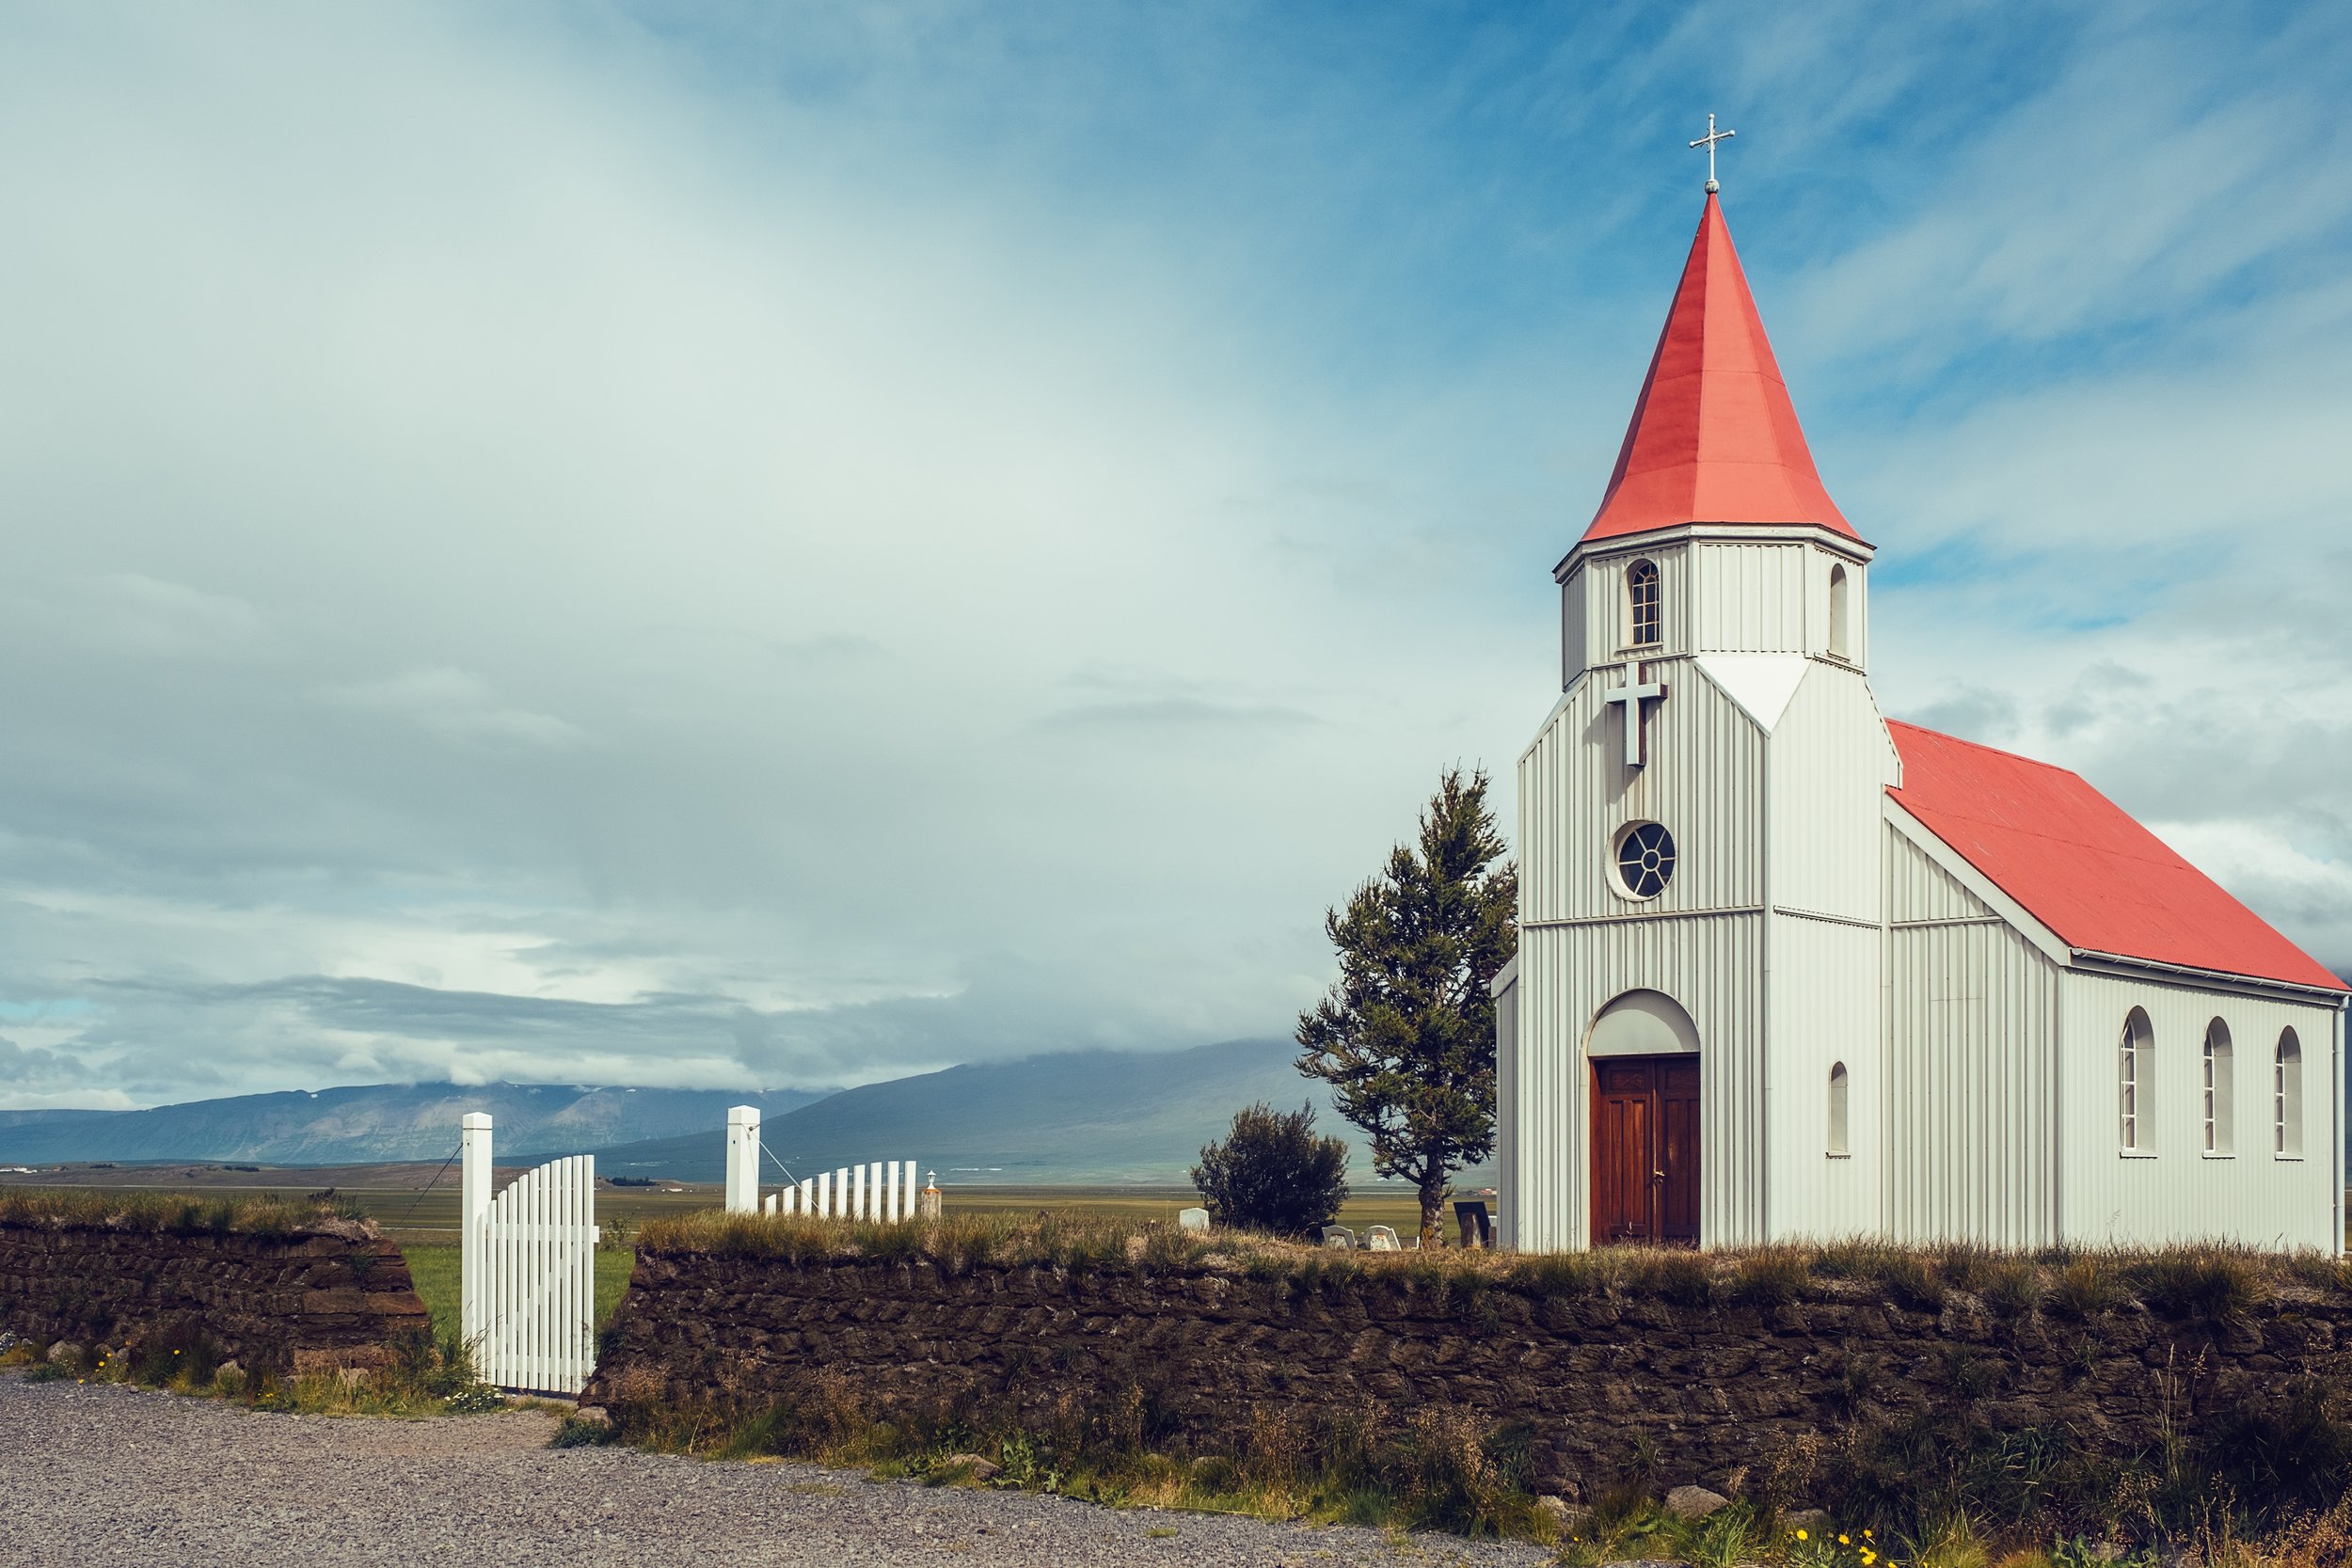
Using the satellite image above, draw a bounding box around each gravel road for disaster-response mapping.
[2,1373,1554,1568]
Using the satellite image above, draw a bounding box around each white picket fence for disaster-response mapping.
[724,1104,923,1220]
[460,1113,599,1396]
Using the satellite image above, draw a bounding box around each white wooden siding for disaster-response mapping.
[1770,912,1883,1238]
[1494,959,1519,1246]
[1885,830,1991,924]
[1694,543,1807,654]
[1508,912,1765,1251]
[1518,666,1764,927]
[1880,863,2060,1247]
[1566,544,1690,673]
[1769,665,1895,923]
[1562,576,1588,689]
[2057,971,2339,1251]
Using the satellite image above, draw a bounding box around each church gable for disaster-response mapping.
[1887,721,2345,993]
[1885,826,1994,925]
[1516,665,1764,927]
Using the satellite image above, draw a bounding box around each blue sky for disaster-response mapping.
[1,1,2347,1107]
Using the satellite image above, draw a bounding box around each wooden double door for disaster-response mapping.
[1590,1055,1700,1245]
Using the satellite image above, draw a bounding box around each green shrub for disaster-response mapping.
[1189,1102,1350,1240]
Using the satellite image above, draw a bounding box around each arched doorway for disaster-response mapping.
[1586,990,1700,1245]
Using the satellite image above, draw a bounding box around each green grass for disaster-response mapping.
[399,1244,635,1347]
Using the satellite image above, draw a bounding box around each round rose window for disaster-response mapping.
[1613,821,1677,899]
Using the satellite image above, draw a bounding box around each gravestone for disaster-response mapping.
[1177,1207,1209,1232]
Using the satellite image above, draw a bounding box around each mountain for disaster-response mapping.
[0,1083,833,1165]
[591,1037,1413,1185]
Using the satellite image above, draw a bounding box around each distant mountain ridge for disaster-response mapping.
[592,1037,1408,1185]
[0,1083,833,1165]
[0,1041,1488,1186]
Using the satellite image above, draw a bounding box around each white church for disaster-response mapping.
[1491,183,2347,1255]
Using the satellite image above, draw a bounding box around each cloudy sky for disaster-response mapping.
[2,2,2347,1109]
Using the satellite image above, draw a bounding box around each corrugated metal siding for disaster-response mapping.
[1495,971,1519,1247]
[1694,543,1806,653]
[1770,665,1895,923]
[1511,913,1766,1251]
[1562,577,1587,690]
[1771,912,1883,1238]
[1881,895,2058,1246]
[1886,830,1991,924]
[1518,668,1764,927]
[1577,545,1690,671]
[1844,561,1869,669]
[2058,972,2339,1250]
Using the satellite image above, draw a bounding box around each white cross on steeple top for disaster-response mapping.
[1604,660,1668,768]
[1689,112,1735,193]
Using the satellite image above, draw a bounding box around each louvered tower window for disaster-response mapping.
[1626,559,1661,647]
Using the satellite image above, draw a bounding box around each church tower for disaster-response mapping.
[1497,191,1897,1250]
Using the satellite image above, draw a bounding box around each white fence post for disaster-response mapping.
[460,1113,492,1365]
[725,1105,762,1213]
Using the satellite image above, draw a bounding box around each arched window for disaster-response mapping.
[1626,559,1661,648]
[1827,1061,1850,1155]
[2120,1009,2153,1152]
[2201,1020,2233,1155]
[1828,564,1851,659]
[2276,1030,2305,1157]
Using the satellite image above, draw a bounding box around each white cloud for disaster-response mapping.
[324,668,585,750]
[0,2,2345,1108]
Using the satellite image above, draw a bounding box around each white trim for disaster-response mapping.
[1883,799,2072,965]
[1776,906,1883,931]
[1694,654,1810,734]
[1487,954,1520,999]
[2069,947,2351,1006]
[1556,521,1875,581]
[1522,905,1765,931]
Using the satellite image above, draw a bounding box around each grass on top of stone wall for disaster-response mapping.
[636,1208,2350,1316]
[0,1185,373,1237]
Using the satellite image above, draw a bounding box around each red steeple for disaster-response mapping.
[1583,194,1855,543]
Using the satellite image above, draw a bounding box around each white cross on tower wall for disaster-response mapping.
[1604,660,1668,768]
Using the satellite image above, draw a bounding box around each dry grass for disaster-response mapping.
[634,1212,2340,1322]
[0,1185,371,1236]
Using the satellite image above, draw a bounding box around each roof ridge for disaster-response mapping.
[1885,718,2090,781]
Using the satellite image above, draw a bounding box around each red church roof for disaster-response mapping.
[1886,721,2346,992]
[1584,195,1856,545]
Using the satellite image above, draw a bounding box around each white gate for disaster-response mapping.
[459,1112,599,1395]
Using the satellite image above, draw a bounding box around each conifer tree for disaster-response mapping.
[1295,768,1518,1244]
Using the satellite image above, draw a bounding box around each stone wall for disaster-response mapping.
[0,1217,431,1375]
[587,1246,2352,1499]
